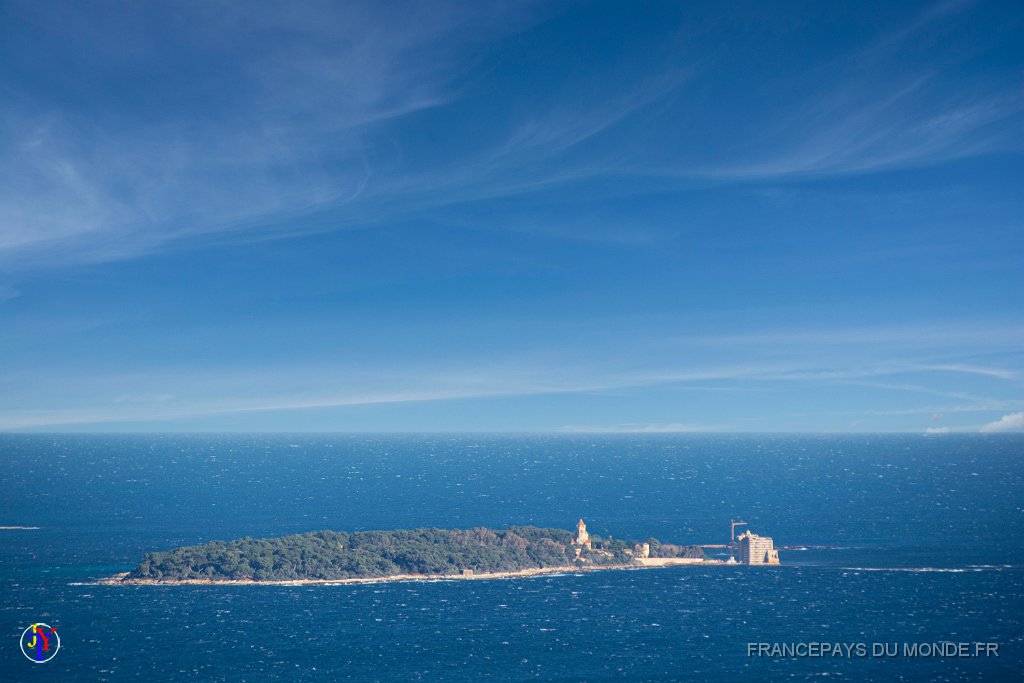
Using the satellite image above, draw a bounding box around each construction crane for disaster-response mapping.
[730,519,748,545]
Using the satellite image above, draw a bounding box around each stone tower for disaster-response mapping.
[574,518,592,549]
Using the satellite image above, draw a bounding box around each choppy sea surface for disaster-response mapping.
[1,433,1021,681]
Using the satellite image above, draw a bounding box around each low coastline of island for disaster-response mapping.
[98,557,714,587]
[99,520,730,586]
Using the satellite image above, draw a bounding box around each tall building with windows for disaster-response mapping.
[737,530,779,565]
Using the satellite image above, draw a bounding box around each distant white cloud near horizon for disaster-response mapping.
[980,412,1024,433]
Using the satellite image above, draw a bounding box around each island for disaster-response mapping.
[108,519,708,585]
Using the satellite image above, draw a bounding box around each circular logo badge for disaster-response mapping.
[20,623,60,663]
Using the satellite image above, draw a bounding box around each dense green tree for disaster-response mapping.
[126,526,703,581]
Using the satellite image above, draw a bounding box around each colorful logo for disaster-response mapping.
[20,623,60,663]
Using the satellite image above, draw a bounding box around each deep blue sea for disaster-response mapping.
[1,434,1021,681]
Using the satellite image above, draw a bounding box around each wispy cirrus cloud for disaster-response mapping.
[4,0,1019,277]
[0,1,544,271]
[864,400,1024,417]
[658,323,1024,351]
[2,317,1020,431]
[684,0,1023,180]
[0,1,695,273]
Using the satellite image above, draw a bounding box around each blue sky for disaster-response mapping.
[1,0,1022,433]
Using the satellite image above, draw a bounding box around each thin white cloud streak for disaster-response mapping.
[831,380,988,404]
[652,325,1024,389]
[701,88,1022,180]
[912,364,1018,381]
[0,357,767,430]
[489,69,693,161]
[858,0,977,60]
[629,362,1019,391]
[0,375,634,431]
[1,315,1020,430]
[0,388,520,431]
[0,368,748,430]
[694,0,1023,179]
[661,322,1024,349]
[352,69,694,215]
[2,348,1020,430]
[860,400,1024,417]
[559,423,717,433]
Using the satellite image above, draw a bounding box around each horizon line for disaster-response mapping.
[1,430,1019,436]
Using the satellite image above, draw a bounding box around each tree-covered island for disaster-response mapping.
[121,520,704,583]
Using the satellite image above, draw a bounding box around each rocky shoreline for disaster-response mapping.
[95,557,718,587]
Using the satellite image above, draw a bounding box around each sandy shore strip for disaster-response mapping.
[634,557,705,567]
[93,558,723,587]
